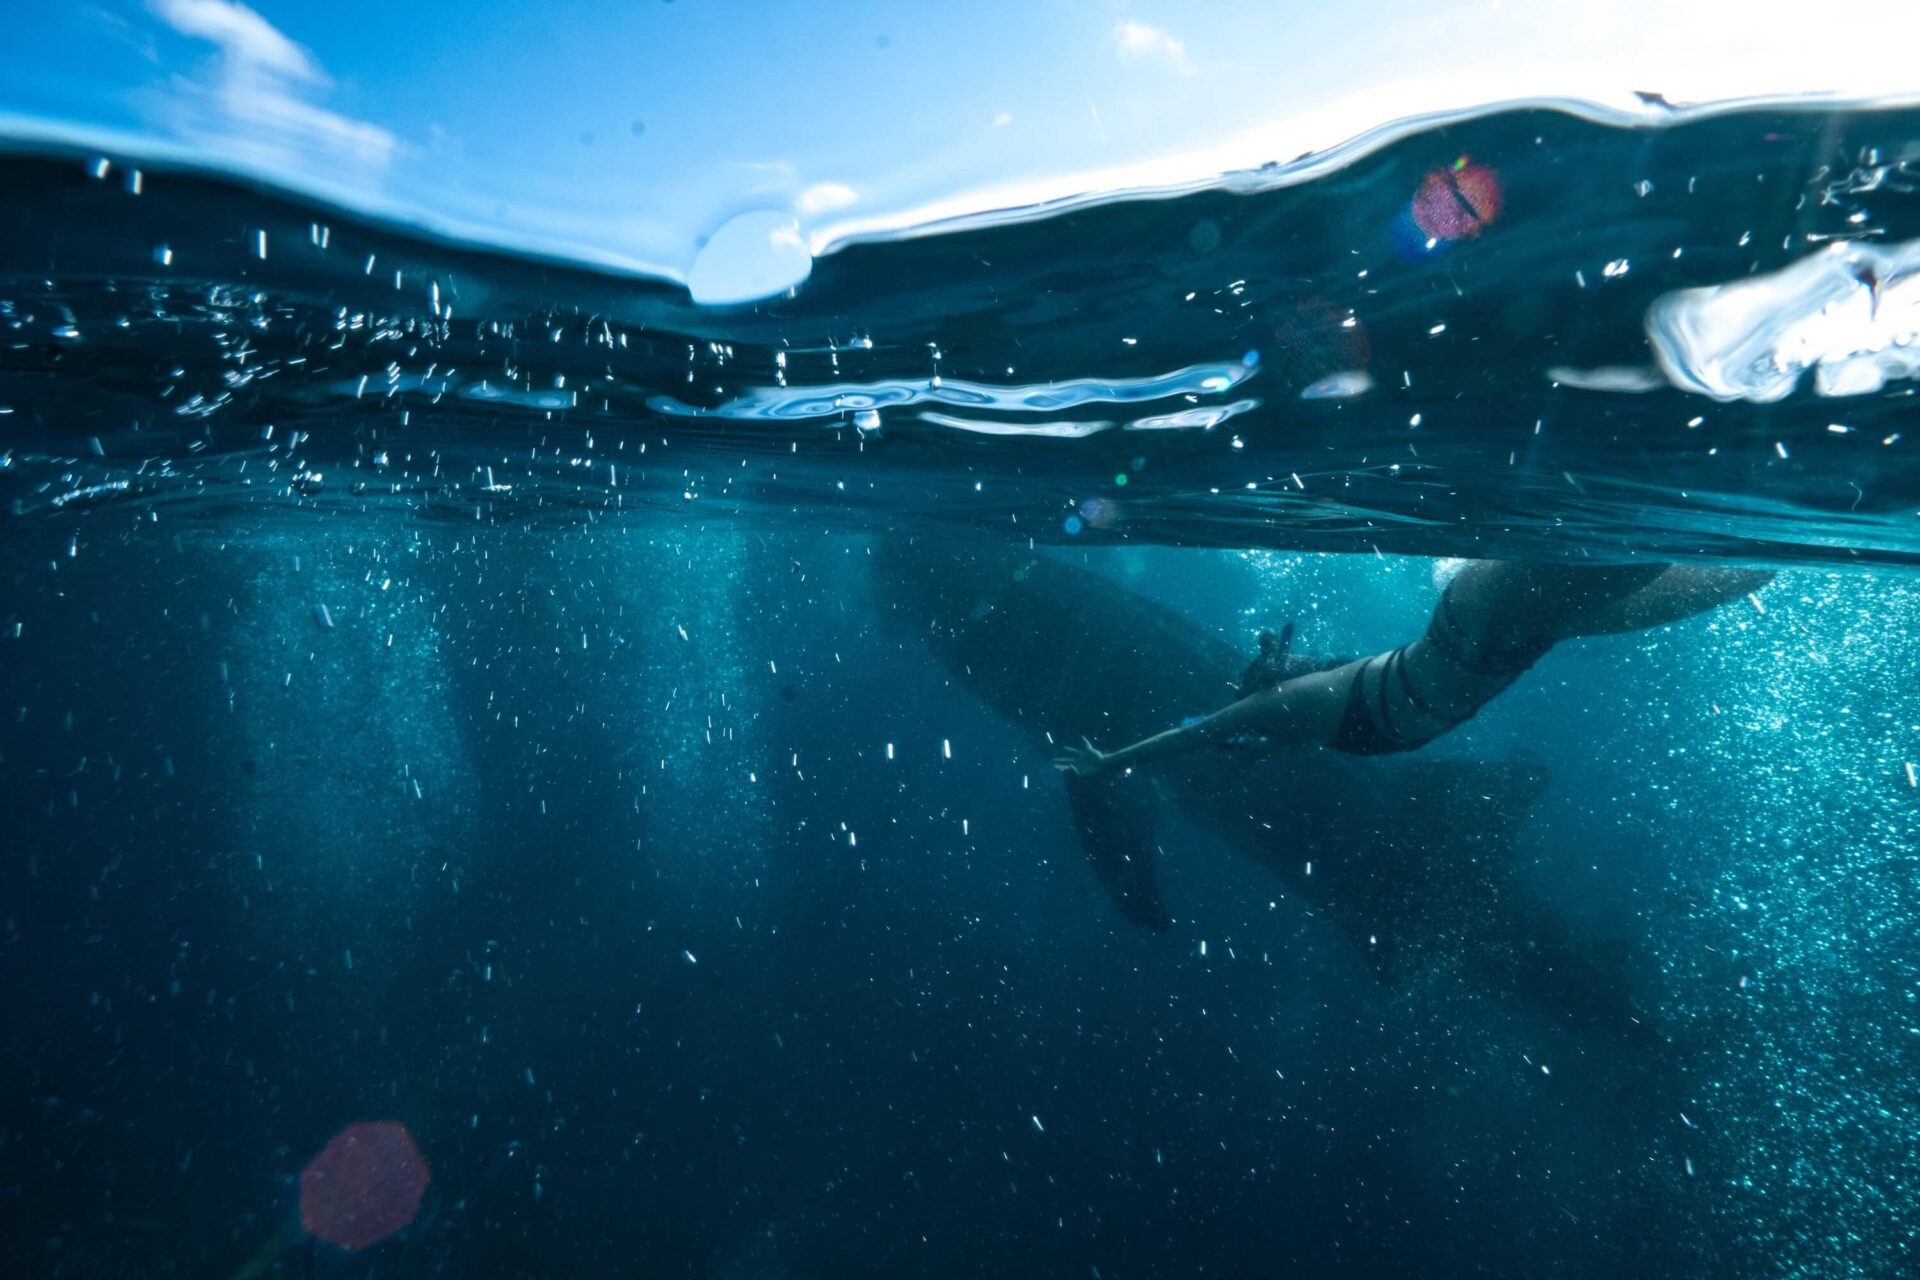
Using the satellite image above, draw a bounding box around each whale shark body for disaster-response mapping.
[874,538,1645,1040]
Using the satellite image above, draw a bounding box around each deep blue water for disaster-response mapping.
[3,102,1920,1279]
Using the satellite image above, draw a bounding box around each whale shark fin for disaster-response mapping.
[1064,773,1172,933]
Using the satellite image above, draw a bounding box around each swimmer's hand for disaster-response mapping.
[1053,737,1119,779]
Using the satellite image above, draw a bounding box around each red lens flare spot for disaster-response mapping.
[1410,159,1503,242]
[299,1121,430,1251]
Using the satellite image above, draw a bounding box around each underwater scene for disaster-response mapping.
[4,5,1920,1278]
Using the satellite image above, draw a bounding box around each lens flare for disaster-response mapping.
[300,1121,430,1252]
[1410,158,1503,242]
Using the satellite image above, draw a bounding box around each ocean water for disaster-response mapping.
[2,100,1919,1280]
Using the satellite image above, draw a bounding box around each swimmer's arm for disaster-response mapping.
[1056,662,1357,777]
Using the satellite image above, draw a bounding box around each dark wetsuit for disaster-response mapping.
[1237,622,1351,700]
[1328,580,1554,756]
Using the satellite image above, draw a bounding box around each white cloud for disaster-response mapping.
[1112,20,1193,74]
[796,182,859,215]
[151,0,396,170]
[155,0,317,80]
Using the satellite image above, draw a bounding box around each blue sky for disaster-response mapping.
[2,0,1913,299]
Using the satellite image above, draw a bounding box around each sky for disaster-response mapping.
[1,0,1915,300]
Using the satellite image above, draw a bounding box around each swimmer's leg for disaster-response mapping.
[1564,566,1775,638]
[1446,560,1671,651]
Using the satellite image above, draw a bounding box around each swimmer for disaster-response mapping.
[1055,560,1772,776]
[1235,621,1348,698]
[1239,625,1291,696]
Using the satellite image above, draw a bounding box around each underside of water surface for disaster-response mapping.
[2,100,1917,563]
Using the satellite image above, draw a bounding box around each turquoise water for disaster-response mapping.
[3,101,1920,1278]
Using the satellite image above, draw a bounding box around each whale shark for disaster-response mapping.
[874,537,1646,1040]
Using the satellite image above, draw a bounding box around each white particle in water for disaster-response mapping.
[1299,370,1372,400]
